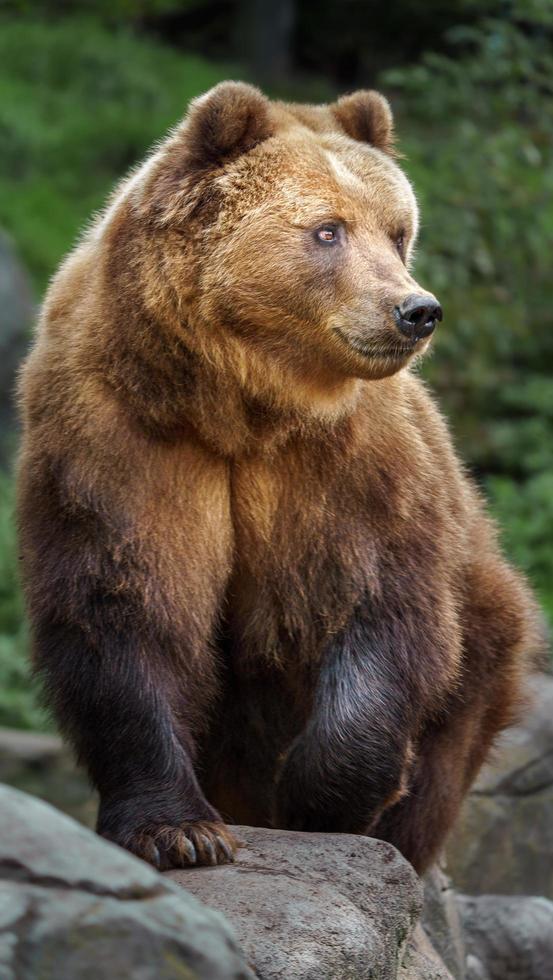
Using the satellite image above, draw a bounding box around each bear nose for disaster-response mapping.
[394,294,443,341]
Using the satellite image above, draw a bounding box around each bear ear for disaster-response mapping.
[184,80,275,168]
[331,90,395,156]
[141,81,274,223]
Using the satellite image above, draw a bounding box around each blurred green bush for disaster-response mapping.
[0,6,550,727]
[0,475,48,729]
[385,6,553,619]
[0,16,231,289]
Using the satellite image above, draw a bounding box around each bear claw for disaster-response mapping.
[107,820,239,870]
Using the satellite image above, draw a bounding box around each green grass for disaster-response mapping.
[0,16,234,291]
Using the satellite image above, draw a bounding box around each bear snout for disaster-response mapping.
[393,293,443,341]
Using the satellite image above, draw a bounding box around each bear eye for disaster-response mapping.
[314,224,341,245]
[395,230,406,256]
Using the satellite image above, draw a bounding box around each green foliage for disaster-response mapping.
[0,475,48,729]
[0,15,232,290]
[488,473,553,621]
[384,3,553,615]
[9,0,190,18]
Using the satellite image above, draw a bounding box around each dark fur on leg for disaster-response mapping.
[275,606,415,833]
[34,613,235,867]
[372,596,538,874]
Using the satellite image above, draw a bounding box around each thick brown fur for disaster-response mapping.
[17,82,542,873]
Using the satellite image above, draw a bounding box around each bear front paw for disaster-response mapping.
[102,819,239,870]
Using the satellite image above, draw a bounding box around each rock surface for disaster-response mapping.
[169,826,453,980]
[458,893,553,980]
[0,783,455,980]
[447,672,553,898]
[399,924,455,980]
[5,711,553,979]
[4,779,553,980]
[0,784,255,979]
[0,726,97,828]
[422,867,465,980]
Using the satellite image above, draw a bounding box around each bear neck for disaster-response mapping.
[98,298,362,457]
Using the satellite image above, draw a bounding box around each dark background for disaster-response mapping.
[0,0,552,728]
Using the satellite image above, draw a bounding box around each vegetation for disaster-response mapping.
[0,476,47,729]
[390,7,553,621]
[0,17,231,290]
[0,1,551,726]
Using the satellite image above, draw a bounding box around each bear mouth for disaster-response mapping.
[334,328,416,361]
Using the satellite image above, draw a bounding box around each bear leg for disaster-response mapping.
[274,608,415,834]
[33,615,237,869]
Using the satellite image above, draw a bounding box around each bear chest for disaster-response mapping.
[226,452,383,665]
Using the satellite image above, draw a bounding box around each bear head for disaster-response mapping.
[105,82,442,421]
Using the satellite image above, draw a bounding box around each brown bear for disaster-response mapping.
[17,81,541,873]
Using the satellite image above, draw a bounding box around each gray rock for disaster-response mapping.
[0,783,255,979]
[447,672,553,898]
[457,893,553,980]
[422,867,465,980]
[168,825,451,979]
[0,726,97,828]
[0,230,34,459]
[399,924,455,980]
[14,736,553,980]
[464,954,489,980]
